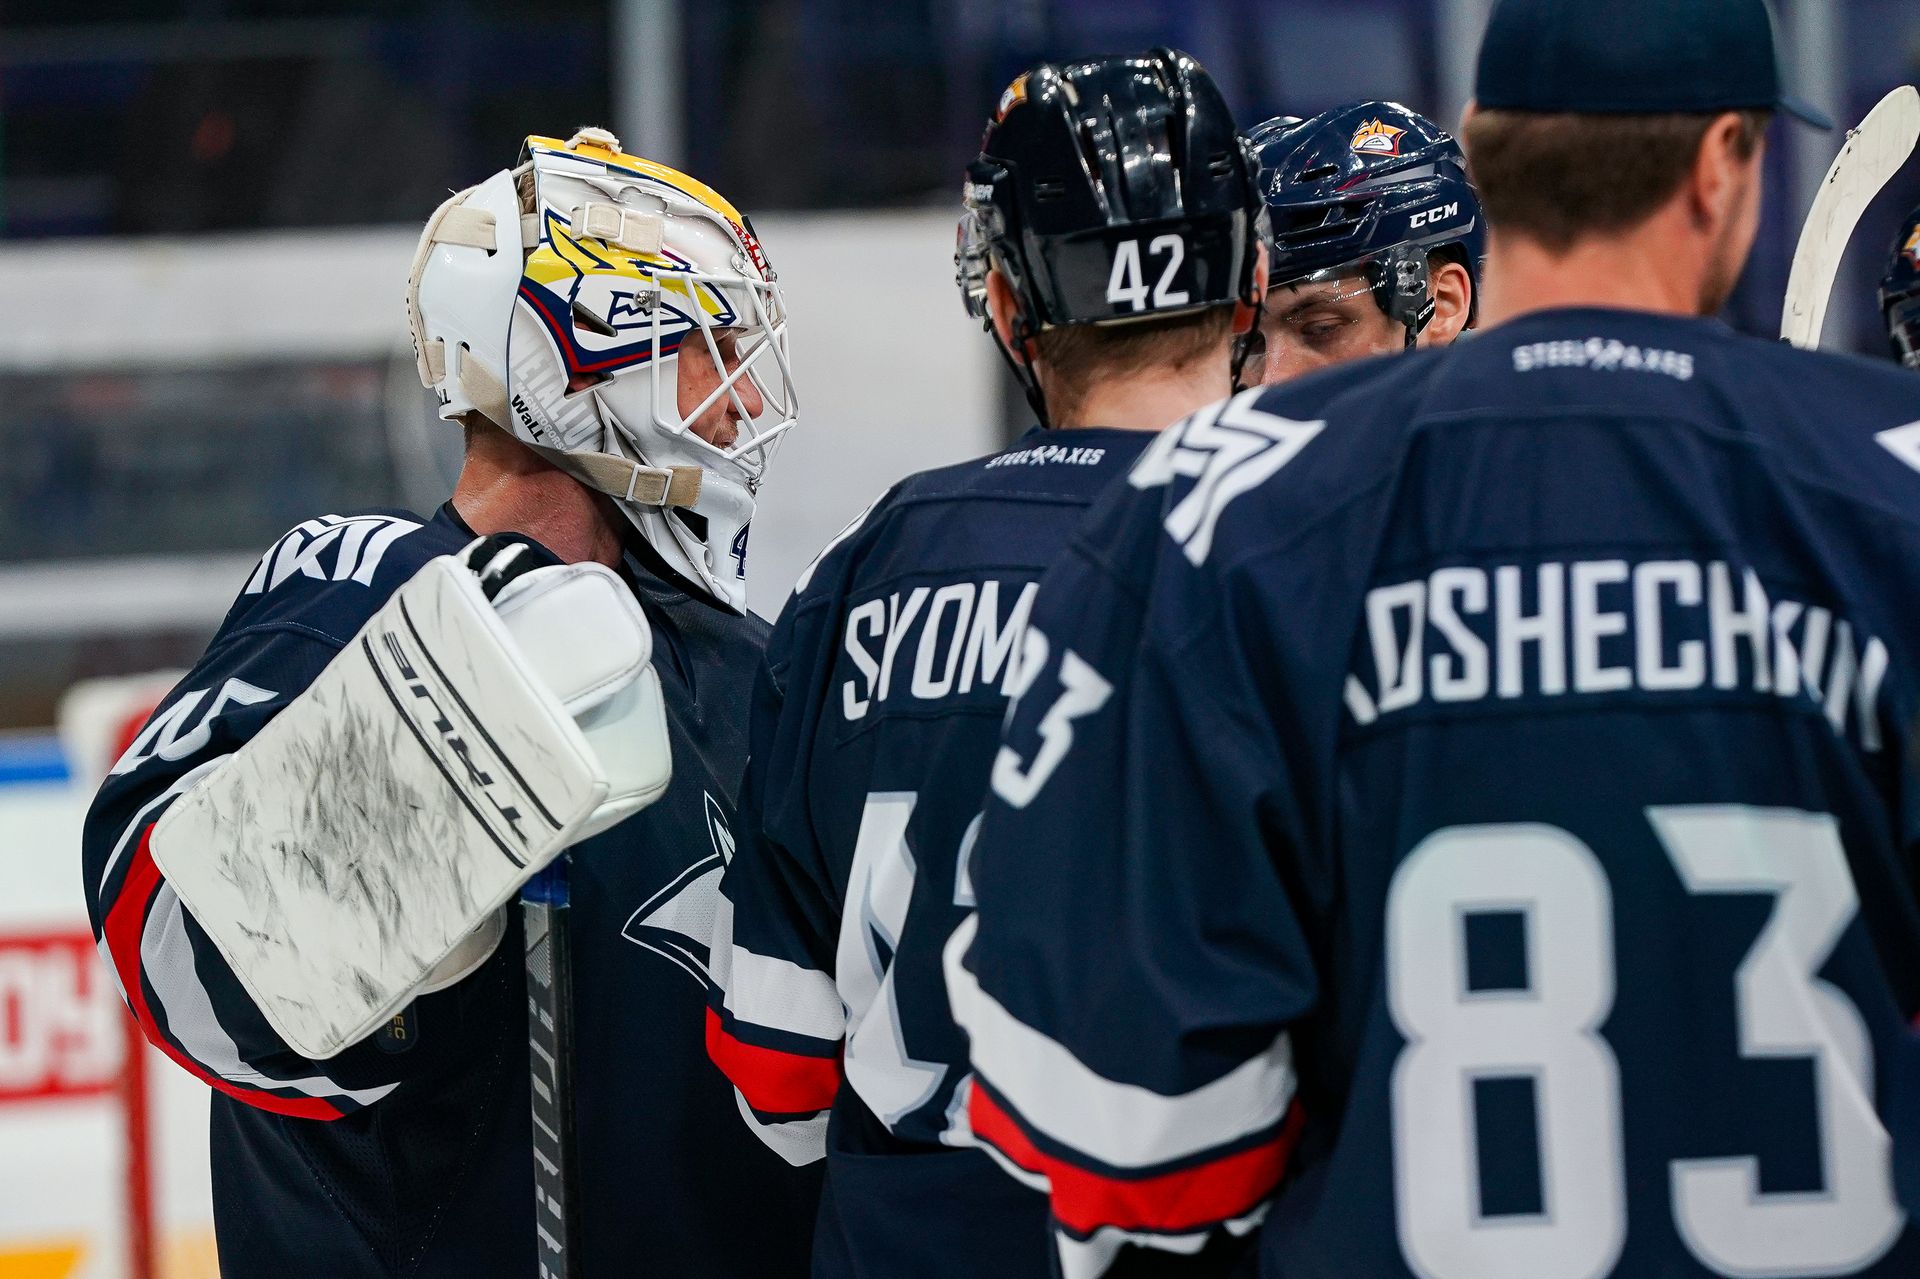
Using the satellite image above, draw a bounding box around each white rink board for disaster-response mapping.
[0,766,216,1279]
[0,210,1003,624]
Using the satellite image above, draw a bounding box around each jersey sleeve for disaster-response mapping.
[947,472,1318,1276]
[706,600,851,1165]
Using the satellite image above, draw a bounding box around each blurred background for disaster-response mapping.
[1,2,1917,1276]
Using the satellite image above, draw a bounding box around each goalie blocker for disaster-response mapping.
[149,536,671,1060]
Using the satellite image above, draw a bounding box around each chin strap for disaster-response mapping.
[535,445,705,509]
[458,359,704,509]
[1230,325,1267,393]
[1365,246,1435,352]
[991,314,1051,429]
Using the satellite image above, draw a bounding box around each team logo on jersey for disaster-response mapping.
[1129,389,1325,565]
[620,790,736,990]
[1350,118,1407,157]
[1904,226,1920,268]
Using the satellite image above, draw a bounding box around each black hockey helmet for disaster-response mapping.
[1249,101,1484,346]
[1880,202,1920,370]
[956,49,1266,419]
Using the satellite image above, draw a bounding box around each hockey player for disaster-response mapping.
[703,51,1267,1278]
[1245,101,1481,383]
[81,129,822,1276]
[949,0,1920,1275]
[1882,202,1920,369]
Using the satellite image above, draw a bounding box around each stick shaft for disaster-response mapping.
[524,859,580,1279]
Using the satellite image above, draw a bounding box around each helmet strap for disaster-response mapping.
[1230,323,1267,393]
[997,311,1051,429]
[1364,246,1435,351]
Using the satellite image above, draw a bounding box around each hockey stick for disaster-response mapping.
[1781,86,1920,349]
[524,860,581,1278]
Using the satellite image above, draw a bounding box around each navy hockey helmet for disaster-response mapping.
[956,49,1266,419]
[1250,101,1484,346]
[1880,203,1920,370]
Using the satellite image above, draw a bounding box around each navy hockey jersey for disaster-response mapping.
[81,503,822,1277]
[950,310,1920,1278]
[707,428,1153,1277]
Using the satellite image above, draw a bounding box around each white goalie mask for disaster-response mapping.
[406,127,796,612]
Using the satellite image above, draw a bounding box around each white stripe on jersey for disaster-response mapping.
[140,884,396,1106]
[721,945,846,1042]
[97,756,230,898]
[1054,1209,1268,1279]
[730,1089,829,1167]
[944,915,1296,1171]
[710,891,846,1042]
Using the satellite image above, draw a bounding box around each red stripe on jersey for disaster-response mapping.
[704,1006,842,1116]
[102,826,344,1121]
[970,1084,1303,1237]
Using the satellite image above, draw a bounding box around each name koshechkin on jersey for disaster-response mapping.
[81,502,820,1277]
[951,310,1920,1278]
[706,427,1153,1277]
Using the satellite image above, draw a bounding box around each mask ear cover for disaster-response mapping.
[407,169,527,426]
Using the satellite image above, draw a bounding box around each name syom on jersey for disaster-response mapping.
[1344,556,1887,751]
[839,578,1038,721]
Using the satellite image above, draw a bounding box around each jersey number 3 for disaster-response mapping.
[1386,806,1902,1279]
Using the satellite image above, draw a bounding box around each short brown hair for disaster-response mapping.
[1032,307,1235,421]
[1464,109,1770,251]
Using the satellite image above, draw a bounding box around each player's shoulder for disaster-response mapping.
[216,505,463,646]
[1699,327,1920,509]
[881,427,1155,514]
[1713,326,1920,419]
[785,429,1153,608]
[1123,356,1441,554]
[1256,343,1447,423]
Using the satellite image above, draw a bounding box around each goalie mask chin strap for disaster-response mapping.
[456,357,705,510]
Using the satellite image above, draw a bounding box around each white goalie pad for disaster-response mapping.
[150,554,672,1060]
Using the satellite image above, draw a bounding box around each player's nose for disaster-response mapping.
[731,366,765,421]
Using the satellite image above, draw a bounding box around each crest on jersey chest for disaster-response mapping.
[1904,226,1920,268]
[619,789,735,990]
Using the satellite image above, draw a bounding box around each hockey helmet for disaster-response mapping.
[1250,101,1484,345]
[956,49,1267,420]
[405,128,795,613]
[1880,202,1920,370]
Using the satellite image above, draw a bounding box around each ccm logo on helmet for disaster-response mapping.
[1410,202,1460,229]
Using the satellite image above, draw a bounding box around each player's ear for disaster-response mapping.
[1689,112,1755,232]
[1423,259,1473,345]
[984,270,1034,367]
